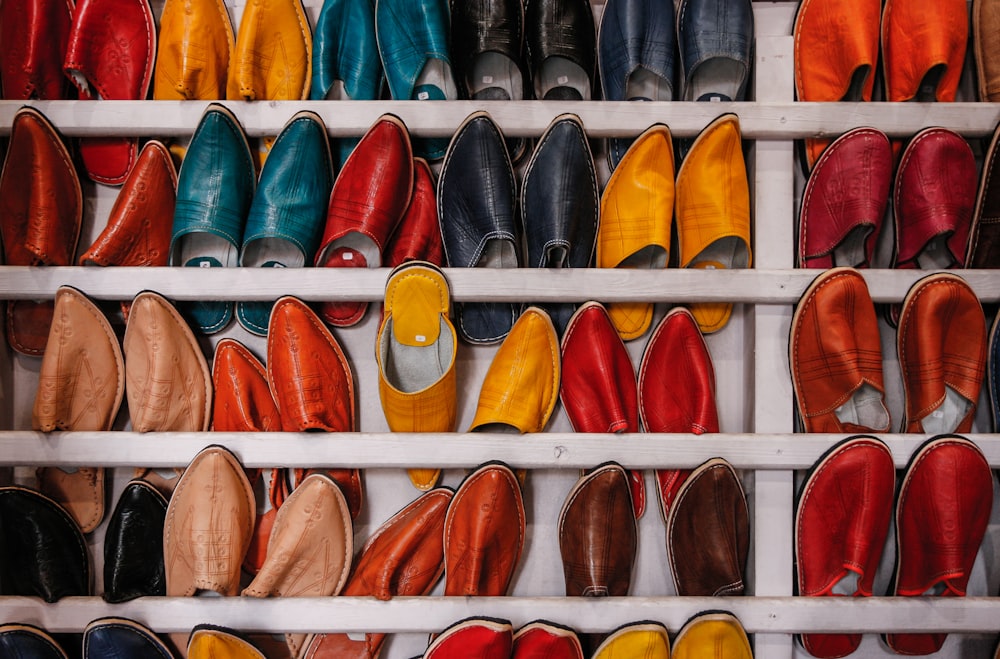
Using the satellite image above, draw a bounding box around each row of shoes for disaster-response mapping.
[0,101,752,356]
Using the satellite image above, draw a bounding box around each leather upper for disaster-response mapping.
[796,436,894,658]
[677,0,753,101]
[672,613,752,659]
[882,0,967,102]
[83,618,174,659]
[0,106,82,356]
[666,458,749,596]
[0,0,74,99]
[893,128,976,270]
[0,625,68,659]
[676,113,751,334]
[897,273,986,434]
[188,626,267,659]
[469,307,560,435]
[163,446,255,597]
[525,0,595,99]
[154,0,233,99]
[598,124,673,340]
[558,463,636,597]
[444,463,525,596]
[228,0,311,100]
[968,122,1000,268]
[592,622,670,659]
[799,128,891,269]
[385,158,445,268]
[0,486,89,602]
[520,113,598,333]
[63,0,154,184]
[212,338,282,432]
[639,307,719,520]
[376,0,454,101]
[450,0,526,101]
[123,291,212,433]
[976,0,1000,100]
[791,268,889,434]
[316,114,413,327]
[103,479,168,603]
[424,618,514,659]
[438,111,520,344]
[887,436,994,655]
[512,621,584,659]
[311,0,382,101]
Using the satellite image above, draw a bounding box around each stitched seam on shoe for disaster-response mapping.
[969,134,1000,258]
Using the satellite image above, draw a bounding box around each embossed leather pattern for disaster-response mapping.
[639,307,719,520]
[0,106,82,356]
[444,463,524,596]
[0,0,74,99]
[103,479,168,603]
[558,463,636,597]
[154,0,234,99]
[887,435,994,655]
[0,486,90,602]
[795,436,895,658]
[666,458,749,596]
[63,0,155,184]
[163,446,255,597]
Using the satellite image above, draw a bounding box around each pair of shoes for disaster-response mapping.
[598,0,675,170]
[559,463,637,597]
[560,302,720,520]
[593,614,751,659]
[798,126,976,282]
[424,618,583,658]
[0,107,82,357]
[165,445,354,657]
[599,114,751,339]
[795,435,993,657]
[301,487,453,657]
[795,0,968,168]
[62,0,154,184]
[169,104,334,335]
[0,0,74,99]
[790,268,987,434]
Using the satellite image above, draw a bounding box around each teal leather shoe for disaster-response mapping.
[311,0,384,168]
[375,0,457,159]
[237,111,334,335]
[170,104,256,334]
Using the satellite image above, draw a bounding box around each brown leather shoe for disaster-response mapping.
[32,286,124,533]
[79,140,177,318]
[124,290,211,494]
[898,272,987,434]
[444,462,524,596]
[790,267,890,434]
[967,119,1000,268]
[163,445,255,600]
[267,296,363,519]
[244,472,353,657]
[558,463,636,597]
[0,106,81,356]
[666,457,749,596]
[300,487,453,658]
[0,0,74,99]
[976,0,1000,100]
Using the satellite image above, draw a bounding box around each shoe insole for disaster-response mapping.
[320,232,379,268]
[477,239,519,269]
[830,570,861,596]
[688,236,748,270]
[414,58,457,100]
[380,317,454,392]
[919,384,971,434]
[687,58,744,102]
[620,244,667,270]
[832,225,872,267]
[834,382,890,430]
[180,233,238,268]
[242,237,304,268]
[915,234,957,269]
[470,52,521,100]
[626,67,673,101]
[538,56,590,100]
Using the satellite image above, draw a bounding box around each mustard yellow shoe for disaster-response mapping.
[469,306,560,435]
[675,113,752,334]
[671,611,752,659]
[154,0,234,99]
[377,261,457,490]
[228,0,311,101]
[188,626,266,659]
[592,621,670,659]
[597,124,674,341]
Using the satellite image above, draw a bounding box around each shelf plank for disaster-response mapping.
[0,267,999,303]
[0,100,998,139]
[1,432,997,469]
[4,596,999,635]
